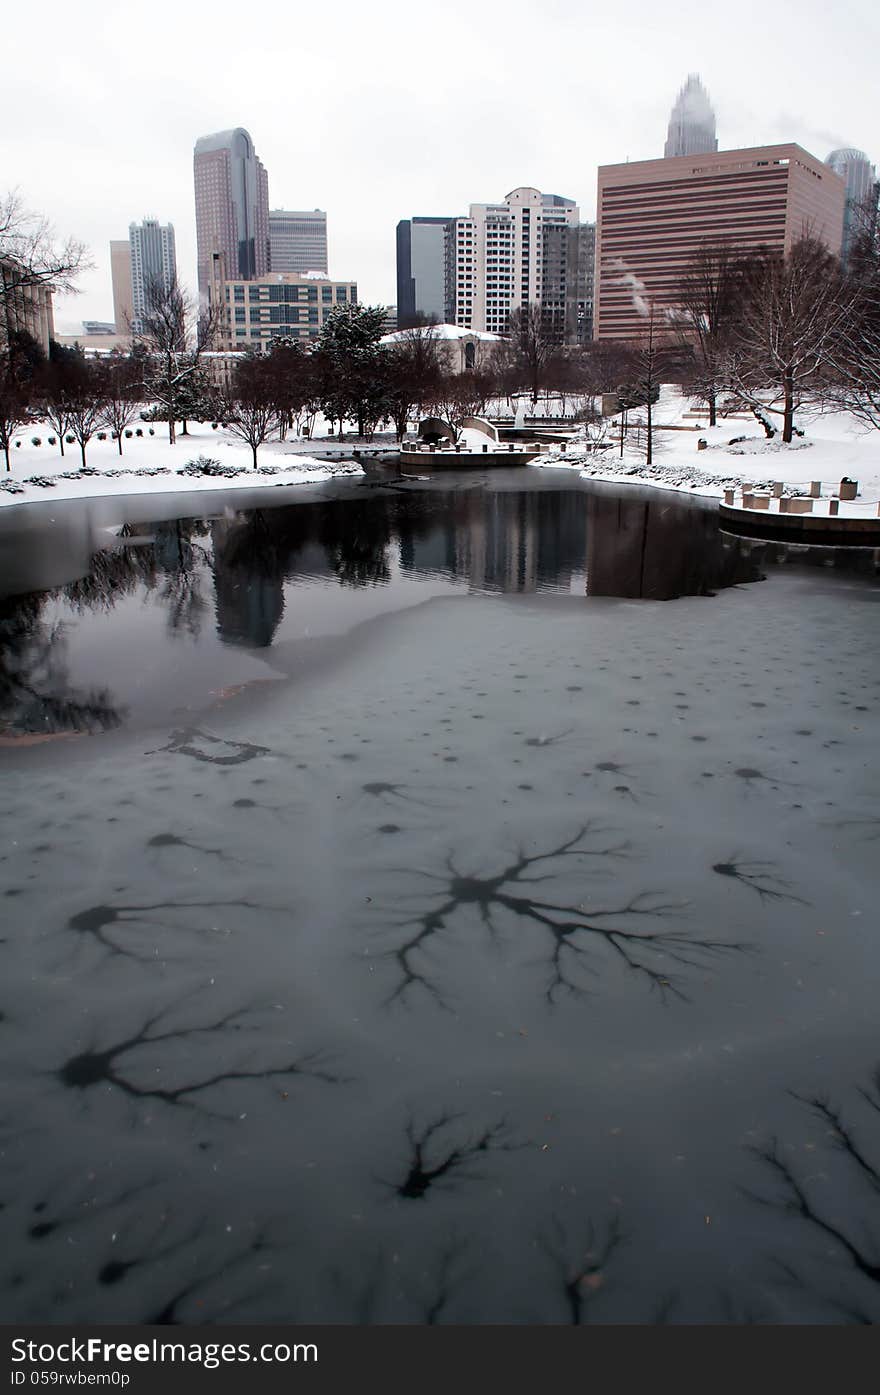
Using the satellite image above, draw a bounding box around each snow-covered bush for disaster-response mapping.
[47,436,56,445]
[65,435,74,444]
[135,428,143,437]
[31,437,42,447]
[97,432,107,441]
[177,455,243,478]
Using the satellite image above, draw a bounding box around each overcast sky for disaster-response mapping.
[4,0,877,331]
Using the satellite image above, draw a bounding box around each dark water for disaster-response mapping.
[1,473,879,1324]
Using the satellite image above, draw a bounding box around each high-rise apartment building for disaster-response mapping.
[268,210,328,275]
[825,148,878,264]
[396,217,454,327]
[594,144,846,339]
[664,74,717,159]
[541,220,596,345]
[449,188,579,336]
[194,128,269,297]
[128,218,176,333]
[110,239,134,333]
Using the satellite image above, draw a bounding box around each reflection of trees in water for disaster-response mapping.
[211,510,287,648]
[63,521,211,641]
[0,592,123,736]
[746,1067,880,1321]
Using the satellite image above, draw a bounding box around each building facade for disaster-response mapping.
[194,128,270,298]
[396,217,454,327]
[825,148,878,264]
[0,258,55,355]
[664,74,718,159]
[268,210,328,275]
[110,240,134,334]
[594,144,846,340]
[210,271,357,350]
[128,218,177,333]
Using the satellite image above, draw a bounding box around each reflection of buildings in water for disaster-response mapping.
[454,492,588,594]
[210,516,285,648]
[451,493,539,593]
[584,492,763,600]
[398,528,456,578]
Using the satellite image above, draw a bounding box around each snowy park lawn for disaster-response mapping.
[534,386,880,512]
[0,420,364,508]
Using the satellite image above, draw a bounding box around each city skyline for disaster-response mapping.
[3,0,877,330]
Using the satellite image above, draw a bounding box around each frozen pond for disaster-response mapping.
[1,472,879,1324]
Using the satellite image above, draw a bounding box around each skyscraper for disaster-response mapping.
[268,210,328,274]
[128,218,176,333]
[110,239,134,334]
[193,128,269,297]
[396,216,454,327]
[825,148,878,263]
[664,74,718,159]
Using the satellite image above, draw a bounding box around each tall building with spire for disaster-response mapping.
[193,127,269,297]
[664,74,717,159]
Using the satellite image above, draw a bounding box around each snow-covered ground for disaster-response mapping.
[0,420,364,508]
[534,387,880,515]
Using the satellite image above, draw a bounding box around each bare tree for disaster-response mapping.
[724,237,854,443]
[0,190,91,349]
[223,353,279,467]
[0,353,31,470]
[828,224,880,433]
[428,368,495,442]
[98,351,143,454]
[507,302,555,405]
[134,275,220,444]
[382,327,450,440]
[66,358,106,467]
[671,241,748,426]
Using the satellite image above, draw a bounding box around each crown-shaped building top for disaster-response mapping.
[664,74,718,159]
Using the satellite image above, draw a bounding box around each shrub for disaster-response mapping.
[148,428,155,436]
[211,422,218,429]
[65,435,74,444]
[135,428,143,437]
[47,436,56,445]
[15,440,21,447]
[97,432,107,441]
[177,455,241,478]
[31,436,42,447]
[124,430,133,438]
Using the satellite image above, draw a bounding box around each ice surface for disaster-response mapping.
[1,535,878,1322]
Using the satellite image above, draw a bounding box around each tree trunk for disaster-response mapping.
[168,416,176,446]
[181,420,189,436]
[783,369,794,444]
[252,444,258,469]
[646,393,653,466]
[3,444,9,471]
[58,433,65,457]
[80,440,87,468]
[117,433,123,455]
[708,392,717,428]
